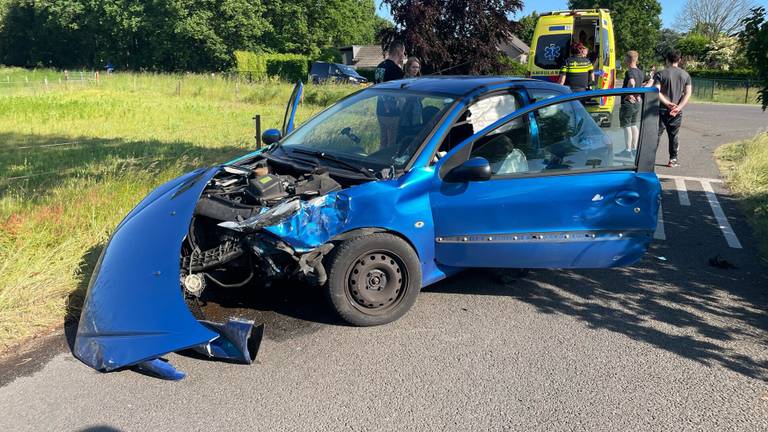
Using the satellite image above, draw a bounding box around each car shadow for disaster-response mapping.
[423,187,768,381]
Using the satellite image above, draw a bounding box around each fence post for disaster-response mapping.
[745,80,750,104]
[176,80,181,96]
[44,78,49,91]
[253,114,262,148]
[711,80,715,100]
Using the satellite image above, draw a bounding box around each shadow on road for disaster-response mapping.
[425,187,768,381]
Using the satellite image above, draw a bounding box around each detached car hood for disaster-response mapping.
[75,168,260,375]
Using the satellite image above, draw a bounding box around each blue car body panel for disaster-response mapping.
[74,78,662,374]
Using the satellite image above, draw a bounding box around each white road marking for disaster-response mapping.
[654,203,666,240]
[674,178,691,206]
[701,181,743,249]
[658,174,723,183]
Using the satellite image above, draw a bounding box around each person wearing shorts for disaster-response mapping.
[617,51,645,159]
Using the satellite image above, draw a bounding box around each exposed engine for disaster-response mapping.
[179,157,355,303]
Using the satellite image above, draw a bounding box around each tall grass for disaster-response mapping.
[715,132,768,260]
[0,67,359,349]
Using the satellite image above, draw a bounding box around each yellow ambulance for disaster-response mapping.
[527,9,617,126]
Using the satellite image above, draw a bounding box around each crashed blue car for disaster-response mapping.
[75,77,662,378]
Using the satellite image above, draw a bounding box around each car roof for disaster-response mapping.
[372,76,564,97]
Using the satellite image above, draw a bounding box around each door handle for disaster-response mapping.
[615,190,640,206]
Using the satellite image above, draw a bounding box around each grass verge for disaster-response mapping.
[0,67,359,351]
[715,131,768,260]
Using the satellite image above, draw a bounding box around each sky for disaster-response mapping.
[373,0,768,30]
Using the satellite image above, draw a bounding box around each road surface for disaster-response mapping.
[1,103,767,431]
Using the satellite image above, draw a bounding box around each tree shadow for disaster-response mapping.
[423,187,768,381]
[0,132,248,201]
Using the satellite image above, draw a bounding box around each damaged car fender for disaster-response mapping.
[74,167,259,372]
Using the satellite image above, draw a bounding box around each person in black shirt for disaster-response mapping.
[376,41,406,148]
[558,42,594,92]
[375,41,405,84]
[617,50,646,158]
[653,49,692,167]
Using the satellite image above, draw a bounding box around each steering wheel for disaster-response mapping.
[340,127,361,144]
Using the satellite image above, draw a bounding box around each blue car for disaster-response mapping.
[75,77,662,378]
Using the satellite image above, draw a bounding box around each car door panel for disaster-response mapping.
[430,88,661,269]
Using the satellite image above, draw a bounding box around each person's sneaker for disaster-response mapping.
[615,150,632,158]
[667,158,680,167]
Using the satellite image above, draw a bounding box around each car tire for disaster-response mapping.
[325,233,422,326]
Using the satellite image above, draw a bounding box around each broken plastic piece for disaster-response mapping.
[193,318,264,364]
[218,199,301,232]
[133,358,187,381]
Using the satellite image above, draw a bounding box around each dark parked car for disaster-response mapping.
[309,61,368,84]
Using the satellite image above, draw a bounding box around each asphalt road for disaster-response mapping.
[2,103,767,431]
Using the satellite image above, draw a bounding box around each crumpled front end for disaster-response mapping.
[75,156,367,378]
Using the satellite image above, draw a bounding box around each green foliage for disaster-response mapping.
[499,56,527,76]
[235,51,310,82]
[261,0,379,58]
[740,7,768,110]
[0,0,381,72]
[676,33,710,60]
[655,29,682,63]
[568,0,662,67]
[517,11,540,46]
[688,69,757,79]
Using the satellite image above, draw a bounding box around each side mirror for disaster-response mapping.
[262,128,282,145]
[444,157,492,183]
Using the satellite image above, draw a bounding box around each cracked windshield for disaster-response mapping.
[279,90,454,170]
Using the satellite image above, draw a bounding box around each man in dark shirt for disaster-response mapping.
[375,41,406,148]
[375,41,405,84]
[654,49,692,167]
[558,42,594,92]
[617,50,645,158]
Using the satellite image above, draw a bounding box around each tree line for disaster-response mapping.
[0,0,388,72]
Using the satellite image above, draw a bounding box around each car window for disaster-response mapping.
[526,88,563,104]
[281,90,454,169]
[468,94,639,176]
[602,29,610,66]
[534,34,570,69]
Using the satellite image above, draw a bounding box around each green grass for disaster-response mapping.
[715,132,768,260]
[0,67,359,350]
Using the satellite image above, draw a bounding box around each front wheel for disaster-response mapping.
[325,233,422,326]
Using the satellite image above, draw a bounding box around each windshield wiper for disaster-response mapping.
[289,148,375,179]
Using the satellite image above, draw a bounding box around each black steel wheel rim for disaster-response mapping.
[345,249,408,315]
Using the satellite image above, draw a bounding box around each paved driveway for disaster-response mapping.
[1,103,767,431]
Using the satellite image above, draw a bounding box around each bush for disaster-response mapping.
[688,68,758,80]
[499,57,528,77]
[234,51,309,82]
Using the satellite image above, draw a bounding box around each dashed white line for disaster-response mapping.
[701,181,743,249]
[658,174,723,183]
[674,178,691,206]
[654,203,666,240]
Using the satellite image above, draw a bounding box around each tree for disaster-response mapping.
[261,0,380,58]
[675,33,710,62]
[568,0,661,68]
[704,34,739,70]
[655,28,681,63]
[517,11,539,47]
[676,0,757,40]
[379,0,523,75]
[740,7,768,109]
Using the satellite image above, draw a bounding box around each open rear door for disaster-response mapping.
[282,81,304,136]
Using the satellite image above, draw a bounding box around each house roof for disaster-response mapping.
[340,45,384,69]
[503,35,530,54]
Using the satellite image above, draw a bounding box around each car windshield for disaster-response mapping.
[278,90,454,170]
[338,64,358,75]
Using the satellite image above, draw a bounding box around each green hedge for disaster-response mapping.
[234,51,309,82]
[688,69,758,80]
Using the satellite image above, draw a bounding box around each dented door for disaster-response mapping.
[430,89,661,269]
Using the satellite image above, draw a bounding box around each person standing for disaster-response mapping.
[617,50,645,158]
[404,56,421,78]
[375,41,406,148]
[375,41,405,84]
[654,49,692,167]
[558,42,595,93]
